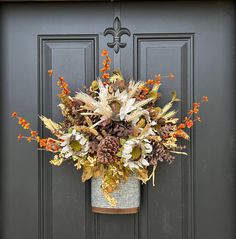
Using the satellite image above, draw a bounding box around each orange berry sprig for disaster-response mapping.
[100,49,111,80]
[175,96,208,138]
[11,112,61,152]
[145,73,175,86]
[57,76,71,96]
[138,73,175,100]
[138,85,150,100]
[47,69,71,97]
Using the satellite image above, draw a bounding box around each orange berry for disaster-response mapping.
[11,112,18,117]
[203,96,208,102]
[188,110,193,115]
[101,49,108,57]
[18,117,23,123]
[178,123,186,129]
[196,115,201,122]
[100,67,107,73]
[169,72,175,80]
[48,69,53,76]
[24,123,30,129]
[143,87,149,93]
[47,138,54,143]
[18,133,23,141]
[102,60,107,66]
[184,117,189,122]
[27,137,32,142]
[39,139,47,147]
[193,102,200,108]
[186,120,193,128]
[31,130,37,137]
[155,74,161,81]
[103,81,110,86]
[146,79,154,85]
[102,73,110,79]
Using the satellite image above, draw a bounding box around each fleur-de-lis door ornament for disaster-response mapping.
[104,16,131,54]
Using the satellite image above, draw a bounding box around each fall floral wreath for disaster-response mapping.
[12,49,208,206]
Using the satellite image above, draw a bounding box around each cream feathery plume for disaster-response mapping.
[134,97,154,108]
[97,78,109,104]
[125,109,146,122]
[75,91,98,111]
[128,80,143,98]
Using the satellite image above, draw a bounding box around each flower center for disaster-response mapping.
[137,117,147,128]
[70,140,82,152]
[109,100,122,115]
[131,145,142,161]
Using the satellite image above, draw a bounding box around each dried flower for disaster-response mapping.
[122,138,152,170]
[148,142,175,165]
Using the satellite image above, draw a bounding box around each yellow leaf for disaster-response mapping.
[50,158,63,166]
[39,116,61,132]
[82,166,93,182]
[138,168,148,184]
[148,83,161,99]
[171,91,181,102]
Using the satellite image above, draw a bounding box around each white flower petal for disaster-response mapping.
[80,137,87,145]
[123,144,133,153]
[61,141,67,147]
[145,143,153,153]
[65,152,73,158]
[61,145,70,153]
[75,134,81,141]
[141,159,149,166]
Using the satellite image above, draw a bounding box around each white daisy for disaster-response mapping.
[59,129,89,159]
[122,138,152,170]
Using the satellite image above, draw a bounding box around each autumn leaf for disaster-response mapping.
[82,166,93,182]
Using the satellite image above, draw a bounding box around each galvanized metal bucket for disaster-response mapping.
[91,174,140,214]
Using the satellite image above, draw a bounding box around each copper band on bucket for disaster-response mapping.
[92,207,139,214]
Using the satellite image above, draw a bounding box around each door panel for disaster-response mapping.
[1,2,235,239]
[39,35,98,239]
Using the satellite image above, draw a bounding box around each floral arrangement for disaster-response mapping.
[12,49,208,206]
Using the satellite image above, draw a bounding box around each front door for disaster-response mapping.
[1,1,235,239]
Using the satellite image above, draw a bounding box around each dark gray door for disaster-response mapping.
[1,1,235,239]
